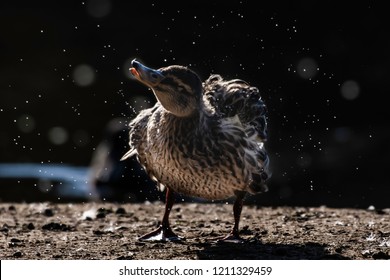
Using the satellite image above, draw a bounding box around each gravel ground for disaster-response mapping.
[0,202,389,260]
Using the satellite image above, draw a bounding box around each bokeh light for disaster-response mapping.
[48,127,69,145]
[17,114,35,133]
[86,0,112,18]
[73,64,96,87]
[340,80,360,100]
[296,57,318,79]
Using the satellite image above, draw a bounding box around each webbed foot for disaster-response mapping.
[139,225,182,242]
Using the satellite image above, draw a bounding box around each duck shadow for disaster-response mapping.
[195,239,350,260]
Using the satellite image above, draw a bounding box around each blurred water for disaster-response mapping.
[0,163,95,202]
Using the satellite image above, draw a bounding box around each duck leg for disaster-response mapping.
[218,191,246,243]
[139,187,181,242]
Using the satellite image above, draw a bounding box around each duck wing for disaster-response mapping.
[203,75,268,142]
[203,75,270,193]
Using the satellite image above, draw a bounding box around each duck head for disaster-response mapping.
[130,59,203,117]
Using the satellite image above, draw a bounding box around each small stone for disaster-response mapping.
[376,209,386,215]
[10,238,22,243]
[44,209,54,217]
[0,224,9,233]
[27,223,35,230]
[42,222,71,231]
[260,229,268,235]
[115,207,126,214]
[13,251,22,258]
[22,223,35,230]
[335,247,343,253]
[96,213,106,219]
[97,207,112,214]
[96,207,112,218]
[9,238,23,247]
[9,242,18,248]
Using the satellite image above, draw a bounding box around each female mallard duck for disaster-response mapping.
[122,59,270,242]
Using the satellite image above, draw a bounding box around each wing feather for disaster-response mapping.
[203,75,270,193]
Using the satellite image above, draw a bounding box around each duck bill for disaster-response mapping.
[130,59,164,87]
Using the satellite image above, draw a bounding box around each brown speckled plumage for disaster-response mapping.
[122,60,270,242]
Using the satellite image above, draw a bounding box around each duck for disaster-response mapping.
[121,59,270,242]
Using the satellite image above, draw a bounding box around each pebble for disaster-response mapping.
[92,230,106,235]
[13,251,22,258]
[42,222,71,231]
[116,207,126,214]
[335,247,343,253]
[96,213,106,219]
[27,223,35,230]
[9,238,23,247]
[10,238,22,243]
[22,223,35,230]
[44,209,54,217]
[96,208,113,218]
[0,224,9,233]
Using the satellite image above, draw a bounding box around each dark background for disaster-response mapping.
[0,1,389,207]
